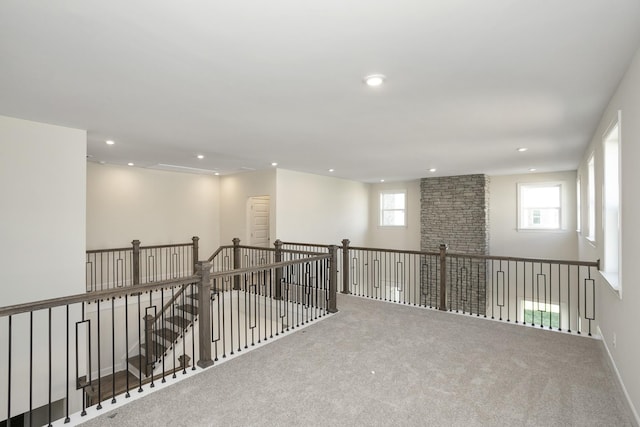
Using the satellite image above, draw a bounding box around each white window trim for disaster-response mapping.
[576,176,581,233]
[379,190,407,228]
[599,111,622,295]
[516,182,564,232]
[586,154,596,243]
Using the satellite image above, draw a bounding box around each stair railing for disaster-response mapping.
[86,237,199,292]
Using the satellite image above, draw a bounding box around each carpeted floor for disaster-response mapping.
[80,294,635,426]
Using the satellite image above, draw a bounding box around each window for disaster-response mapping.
[517,183,562,230]
[602,113,621,288]
[576,177,581,232]
[587,155,596,241]
[380,191,406,226]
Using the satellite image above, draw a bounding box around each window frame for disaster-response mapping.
[601,111,622,291]
[516,182,564,231]
[586,154,596,242]
[379,190,407,227]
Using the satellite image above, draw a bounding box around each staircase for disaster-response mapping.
[84,287,199,406]
[128,287,199,378]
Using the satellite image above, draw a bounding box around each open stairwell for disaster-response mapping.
[84,287,199,406]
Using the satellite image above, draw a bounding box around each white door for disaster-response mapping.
[248,196,270,247]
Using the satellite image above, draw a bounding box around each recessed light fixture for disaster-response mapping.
[517,147,528,152]
[429,168,437,173]
[380,179,385,183]
[271,162,278,167]
[214,172,220,176]
[197,154,204,159]
[529,168,537,172]
[106,140,115,145]
[99,161,106,165]
[364,74,386,87]
[328,169,335,172]
[127,162,134,166]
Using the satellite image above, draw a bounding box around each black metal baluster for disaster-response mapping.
[109,297,116,404]
[28,312,32,426]
[191,284,196,371]
[48,308,52,426]
[96,299,102,409]
[124,295,130,398]
[64,305,70,423]
[222,278,227,358]
[246,274,251,348]
[269,270,274,338]
[567,265,572,333]
[171,287,177,378]
[577,266,581,334]
[80,302,88,416]
[137,293,143,392]
[239,274,244,352]
[161,287,166,382]
[181,290,187,374]
[7,315,11,427]
[229,278,234,356]
[557,264,562,331]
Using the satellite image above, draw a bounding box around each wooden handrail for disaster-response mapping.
[207,245,233,262]
[1,254,331,318]
[0,276,200,318]
[140,242,193,250]
[280,241,332,249]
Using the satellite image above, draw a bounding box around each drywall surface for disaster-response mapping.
[490,171,578,259]
[0,115,86,419]
[276,169,368,246]
[576,45,640,423]
[219,169,277,246]
[87,163,220,259]
[367,180,420,250]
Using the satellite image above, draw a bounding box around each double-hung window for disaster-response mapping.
[379,191,406,227]
[517,183,562,230]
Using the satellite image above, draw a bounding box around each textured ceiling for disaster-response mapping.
[1,1,639,181]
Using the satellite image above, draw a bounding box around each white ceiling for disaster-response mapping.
[1,1,639,182]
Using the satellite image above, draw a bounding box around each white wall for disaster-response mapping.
[0,115,86,420]
[576,46,640,422]
[275,169,369,246]
[0,115,86,302]
[87,163,220,259]
[367,180,420,250]
[490,171,578,259]
[219,169,277,245]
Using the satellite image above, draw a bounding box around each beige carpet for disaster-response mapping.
[80,294,636,426]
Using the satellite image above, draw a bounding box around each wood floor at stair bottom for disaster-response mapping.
[86,362,193,406]
[85,370,138,405]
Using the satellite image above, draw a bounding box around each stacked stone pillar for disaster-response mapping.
[420,174,489,315]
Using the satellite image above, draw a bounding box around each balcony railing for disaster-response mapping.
[85,237,199,292]
[1,242,336,425]
[2,237,599,425]
[283,240,600,336]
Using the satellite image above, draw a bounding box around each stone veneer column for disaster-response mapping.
[420,174,489,314]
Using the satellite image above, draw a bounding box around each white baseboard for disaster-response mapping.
[597,326,640,426]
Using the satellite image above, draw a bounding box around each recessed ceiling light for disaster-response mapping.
[380,179,385,183]
[271,162,278,167]
[529,168,537,172]
[127,162,134,166]
[197,154,204,159]
[328,169,335,172]
[214,172,220,176]
[105,140,115,145]
[364,74,386,87]
[429,168,437,173]
[517,147,528,152]
[99,161,106,165]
